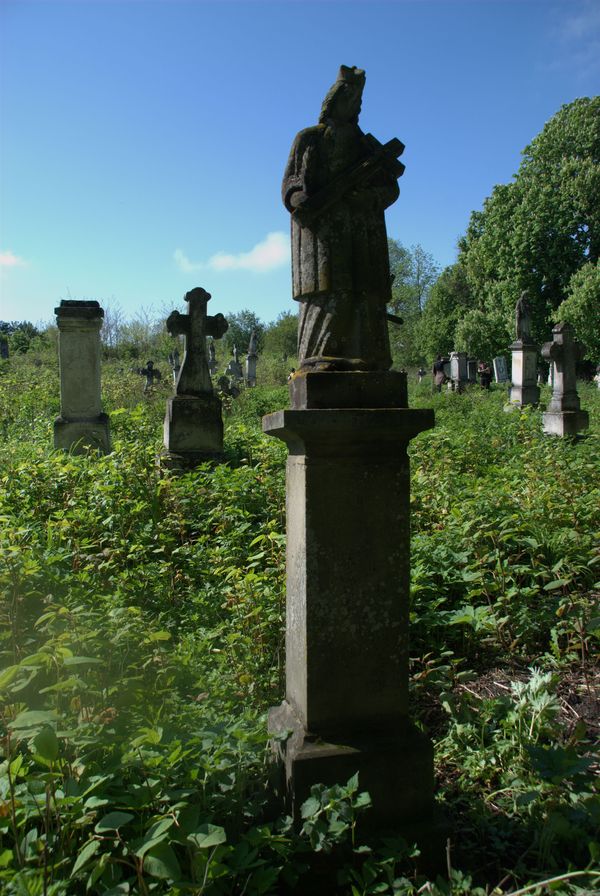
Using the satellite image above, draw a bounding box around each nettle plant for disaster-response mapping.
[0,356,599,894]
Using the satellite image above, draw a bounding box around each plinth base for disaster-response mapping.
[505,384,540,410]
[54,414,111,454]
[163,394,224,461]
[269,701,435,831]
[542,410,589,437]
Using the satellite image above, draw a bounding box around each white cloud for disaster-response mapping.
[174,231,290,275]
[0,250,27,268]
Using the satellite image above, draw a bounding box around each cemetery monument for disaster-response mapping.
[449,350,468,391]
[264,65,438,847]
[493,355,509,384]
[506,291,540,410]
[163,287,228,465]
[245,330,258,387]
[541,322,589,437]
[225,346,243,382]
[53,300,111,454]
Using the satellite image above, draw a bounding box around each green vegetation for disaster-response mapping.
[416,96,600,363]
[1,352,598,894]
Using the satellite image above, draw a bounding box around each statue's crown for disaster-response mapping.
[338,65,365,86]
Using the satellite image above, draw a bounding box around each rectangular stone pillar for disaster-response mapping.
[54,301,110,454]
[263,371,436,834]
[450,351,468,391]
[507,341,540,409]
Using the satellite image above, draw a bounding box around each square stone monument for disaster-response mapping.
[53,300,110,454]
[449,351,468,391]
[265,65,439,851]
[541,322,589,437]
[163,287,228,466]
[506,291,540,410]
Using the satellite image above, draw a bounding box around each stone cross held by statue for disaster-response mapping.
[166,287,228,397]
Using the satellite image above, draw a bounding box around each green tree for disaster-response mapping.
[459,96,600,350]
[556,260,600,361]
[415,262,473,361]
[388,239,439,366]
[223,309,265,354]
[263,310,298,360]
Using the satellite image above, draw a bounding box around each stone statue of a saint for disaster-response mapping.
[282,65,405,371]
[515,290,532,343]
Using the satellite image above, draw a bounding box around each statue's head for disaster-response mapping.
[319,65,365,125]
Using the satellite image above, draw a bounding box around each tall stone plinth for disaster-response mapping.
[507,340,540,410]
[54,301,110,454]
[263,371,435,835]
[163,393,224,464]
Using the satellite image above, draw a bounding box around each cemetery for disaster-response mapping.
[1,56,599,896]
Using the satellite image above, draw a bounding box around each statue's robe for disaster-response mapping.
[282,120,399,370]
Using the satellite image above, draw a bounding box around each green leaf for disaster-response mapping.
[10,710,58,730]
[143,841,181,880]
[0,849,13,869]
[300,796,320,819]
[0,665,19,690]
[33,726,59,761]
[63,656,103,666]
[543,579,570,591]
[187,823,227,848]
[146,631,171,642]
[95,811,135,832]
[71,839,101,875]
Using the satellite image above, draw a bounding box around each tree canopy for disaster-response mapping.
[421,96,600,362]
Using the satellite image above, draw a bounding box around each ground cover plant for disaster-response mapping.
[1,354,599,895]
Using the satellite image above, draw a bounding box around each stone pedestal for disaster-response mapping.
[450,351,468,392]
[263,371,436,834]
[542,323,589,438]
[506,340,540,410]
[245,355,257,388]
[53,301,110,454]
[163,393,224,465]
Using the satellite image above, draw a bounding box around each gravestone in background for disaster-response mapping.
[225,346,243,382]
[507,291,540,410]
[493,355,509,383]
[163,287,228,466]
[542,322,589,437]
[264,64,439,855]
[0,337,8,360]
[245,330,258,388]
[207,340,217,376]
[449,351,468,391]
[467,358,477,383]
[53,300,111,454]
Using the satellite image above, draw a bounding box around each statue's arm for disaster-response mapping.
[282,128,321,213]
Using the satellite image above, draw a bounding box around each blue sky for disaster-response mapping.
[1,0,599,328]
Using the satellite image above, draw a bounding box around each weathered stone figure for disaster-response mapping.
[283,65,405,370]
[264,67,440,859]
[163,287,228,464]
[515,290,533,342]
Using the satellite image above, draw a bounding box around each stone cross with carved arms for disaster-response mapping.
[541,321,589,436]
[166,287,228,396]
